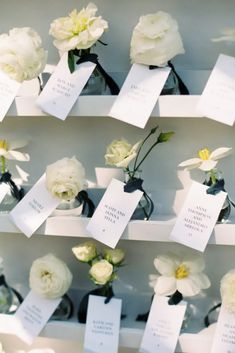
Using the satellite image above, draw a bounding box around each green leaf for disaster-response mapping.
[68,51,75,73]
[157,131,175,143]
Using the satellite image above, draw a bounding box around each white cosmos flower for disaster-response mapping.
[212,28,235,42]
[149,253,211,297]
[178,147,232,172]
[0,139,29,161]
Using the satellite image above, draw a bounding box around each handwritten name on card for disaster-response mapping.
[84,295,122,353]
[170,181,227,252]
[197,54,235,126]
[109,63,170,128]
[36,52,96,120]
[0,71,21,121]
[140,295,187,353]
[87,178,143,248]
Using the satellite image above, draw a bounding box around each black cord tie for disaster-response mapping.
[0,172,24,201]
[168,290,183,305]
[76,190,95,218]
[149,61,189,95]
[206,178,235,208]
[204,302,221,327]
[76,52,120,95]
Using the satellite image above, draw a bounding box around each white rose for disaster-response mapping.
[72,241,97,262]
[49,3,108,52]
[104,248,125,265]
[0,27,47,82]
[130,11,185,67]
[89,259,113,285]
[105,139,141,168]
[46,156,87,201]
[220,269,235,313]
[29,254,73,299]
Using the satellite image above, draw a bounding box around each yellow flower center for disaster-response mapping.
[198,148,211,160]
[175,264,189,279]
[0,140,8,151]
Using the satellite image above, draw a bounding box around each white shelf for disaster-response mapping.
[8,95,202,118]
[2,213,235,245]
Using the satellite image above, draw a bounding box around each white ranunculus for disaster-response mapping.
[46,157,87,201]
[0,27,47,82]
[49,3,108,52]
[220,269,235,313]
[89,259,113,285]
[105,139,141,168]
[149,253,211,297]
[130,11,185,67]
[29,254,73,299]
[72,241,97,262]
[104,248,125,265]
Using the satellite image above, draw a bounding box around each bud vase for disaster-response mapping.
[161,70,180,95]
[51,198,83,217]
[51,294,73,321]
[81,67,107,95]
[0,274,23,314]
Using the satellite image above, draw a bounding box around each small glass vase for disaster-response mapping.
[51,294,73,321]
[81,67,107,96]
[0,192,18,214]
[78,284,114,323]
[51,198,83,217]
[161,70,180,95]
[124,170,154,220]
[0,274,23,314]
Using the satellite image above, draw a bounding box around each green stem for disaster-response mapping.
[1,156,6,174]
[208,169,218,184]
[134,140,161,173]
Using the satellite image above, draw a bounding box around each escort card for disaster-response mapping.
[9,174,60,238]
[0,183,11,203]
[86,178,143,248]
[109,63,171,128]
[211,304,235,353]
[170,181,227,252]
[0,70,21,121]
[140,295,187,353]
[14,290,61,345]
[197,54,235,126]
[84,295,122,353]
[36,52,96,120]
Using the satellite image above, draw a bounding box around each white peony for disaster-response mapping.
[45,156,87,201]
[130,11,185,67]
[104,248,125,265]
[0,27,47,82]
[105,139,141,168]
[89,259,113,285]
[220,269,235,313]
[149,253,210,297]
[49,3,108,52]
[29,253,73,299]
[72,241,97,262]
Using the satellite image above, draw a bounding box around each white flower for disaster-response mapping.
[0,139,29,161]
[72,241,97,262]
[0,27,47,82]
[130,11,185,67]
[49,3,108,52]
[29,253,73,299]
[45,157,87,201]
[105,139,141,168]
[104,248,125,265]
[89,259,113,285]
[212,28,235,42]
[178,147,232,172]
[149,253,210,297]
[220,269,235,313]
[0,343,5,353]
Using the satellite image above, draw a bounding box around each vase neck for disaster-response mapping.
[124,169,142,182]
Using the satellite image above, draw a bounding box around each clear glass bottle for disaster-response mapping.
[51,294,73,321]
[81,67,107,95]
[161,70,180,95]
[0,274,23,314]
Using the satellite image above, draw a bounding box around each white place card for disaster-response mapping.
[9,174,60,238]
[0,183,10,203]
[170,181,227,252]
[84,295,122,353]
[140,295,187,353]
[86,178,143,248]
[14,290,61,345]
[109,63,171,128]
[36,52,96,120]
[0,70,21,121]
[211,304,235,353]
[197,54,235,126]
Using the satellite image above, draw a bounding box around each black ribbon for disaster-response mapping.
[76,53,120,95]
[149,61,189,95]
[204,302,221,327]
[0,172,24,201]
[205,178,235,208]
[0,274,23,309]
[76,190,95,218]
[168,290,183,305]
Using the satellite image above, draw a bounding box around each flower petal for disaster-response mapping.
[149,274,159,288]
[176,277,201,297]
[182,256,205,274]
[115,152,137,168]
[178,158,202,170]
[210,147,232,161]
[154,276,176,296]
[9,139,28,150]
[190,273,211,290]
[6,150,30,161]
[199,160,217,171]
[154,254,178,276]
